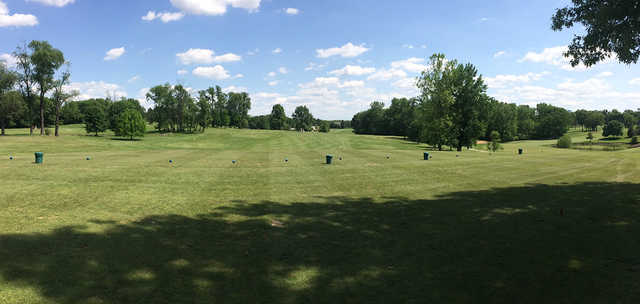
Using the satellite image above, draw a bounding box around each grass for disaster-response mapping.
[1,125,640,303]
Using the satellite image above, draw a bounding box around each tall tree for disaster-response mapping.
[270,104,287,130]
[13,44,38,135]
[448,63,487,151]
[29,41,65,135]
[552,0,640,67]
[51,66,76,136]
[292,105,314,131]
[84,102,108,136]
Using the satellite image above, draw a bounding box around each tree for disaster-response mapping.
[115,109,146,140]
[0,91,26,135]
[13,44,38,135]
[51,66,76,136]
[552,0,640,67]
[319,121,330,133]
[226,92,251,128]
[575,109,588,131]
[196,92,211,132]
[84,102,108,136]
[416,53,456,150]
[628,125,638,138]
[584,111,605,131]
[448,63,487,151]
[29,40,65,135]
[292,105,314,131]
[602,120,624,138]
[270,104,288,130]
[488,131,502,152]
[107,98,144,131]
[534,103,573,139]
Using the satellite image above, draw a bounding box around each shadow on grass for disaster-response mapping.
[1,182,640,303]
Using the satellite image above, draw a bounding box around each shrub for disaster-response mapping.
[632,136,639,145]
[628,125,638,138]
[603,120,624,138]
[44,128,52,136]
[319,122,330,133]
[488,131,502,152]
[557,135,572,148]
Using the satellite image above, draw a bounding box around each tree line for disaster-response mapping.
[352,53,640,150]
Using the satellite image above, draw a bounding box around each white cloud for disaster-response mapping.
[64,81,127,100]
[304,62,325,71]
[630,78,640,85]
[128,75,140,83]
[272,48,282,54]
[247,48,259,55]
[104,47,125,61]
[339,80,365,88]
[0,53,17,68]
[479,17,490,22]
[176,48,241,64]
[597,71,613,78]
[493,51,506,58]
[329,65,376,76]
[137,87,153,108]
[177,69,188,75]
[391,57,427,73]
[403,44,414,49]
[233,73,244,79]
[316,43,370,58]
[141,11,185,23]
[485,72,550,89]
[490,77,640,110]
[26,0,75,7]
[367,68,407,81]
[223,85,248,92]
[192,65,230,80]
[268,80,278,86]
[169,0,261,16]
[267,71,277,77]
[278,67,288,74]
[518,45,610,71]
[0,1,38,27]
[285,8,299,15]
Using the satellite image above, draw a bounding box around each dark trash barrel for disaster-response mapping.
[34,152,43,164]
[518,148,523,155]
[326,155,333,165]
[424,152,430,160]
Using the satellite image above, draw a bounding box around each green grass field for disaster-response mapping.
[1,125,639,303]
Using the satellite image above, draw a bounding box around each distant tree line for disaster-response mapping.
[352,53,640,149]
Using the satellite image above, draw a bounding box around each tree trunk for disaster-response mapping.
[55,105,61,136]
[30,125,33,136]
[40,91,45,136]
[1,121,5,135]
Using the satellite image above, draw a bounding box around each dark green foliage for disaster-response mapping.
[270,104,288,130]
[557,135,572,148]
[292,105,314,131]
[84,102,108,136]
[632,136,639,145]
[534,103,572,139]
[0,91,26,135]
[319,121,330,133]
[584,111,605,131]
[249,115,271,129]
[628,125,638,138]
[115,109,146,140]
[29,40,65,135]
[552,0,640,66]
[602,120,624,138]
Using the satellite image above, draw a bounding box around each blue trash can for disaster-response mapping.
[326,155,333,165]
[518,148,523,155]
[424,152,429,160]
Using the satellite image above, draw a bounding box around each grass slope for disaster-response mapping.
[0,125,639,303]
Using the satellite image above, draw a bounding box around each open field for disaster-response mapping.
[1,125,640,303]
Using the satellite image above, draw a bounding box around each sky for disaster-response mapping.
[1,0,639,120]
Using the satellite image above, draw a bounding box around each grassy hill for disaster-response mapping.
[1,125,639,303]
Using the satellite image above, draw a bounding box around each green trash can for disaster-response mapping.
[518,148,523,155]
[424,152,430,160]
[326,154,333,165]
[34,152,43,164]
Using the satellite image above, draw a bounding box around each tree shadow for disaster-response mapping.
[1,182,639,303]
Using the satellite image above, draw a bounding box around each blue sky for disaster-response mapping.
[1,0,639,119]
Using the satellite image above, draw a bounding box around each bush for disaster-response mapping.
[632,136,639,145]
[319,122,330,133]
[603,120,624,138]
[557,135,572,148]
[44,128,52,136]
[628,125,638,138]
[488,131,502,152]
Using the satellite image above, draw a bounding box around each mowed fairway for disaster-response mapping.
[1,125,640,303]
